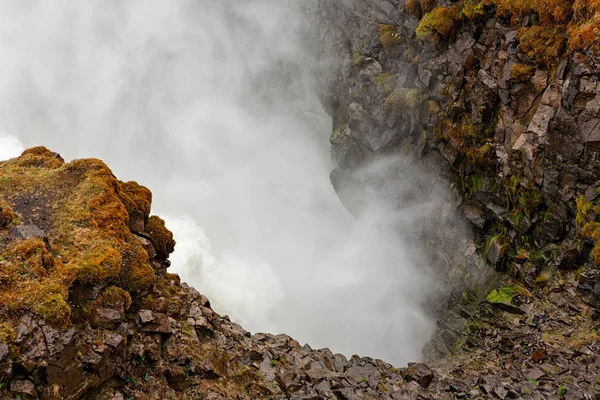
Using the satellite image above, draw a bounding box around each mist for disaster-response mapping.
[0,0,441,364]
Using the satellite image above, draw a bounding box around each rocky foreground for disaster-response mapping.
[0,151,597,399]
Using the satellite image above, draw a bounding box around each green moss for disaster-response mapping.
[416,7,458,43]
[97,285,132,310]
[461,0,492,19]
[373,72,396,94]
[576,193,600,267]
[486,285,528,306]
[0,323,15,344]
[33,290,71,328]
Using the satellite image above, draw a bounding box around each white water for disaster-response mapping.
[0,1,436,363]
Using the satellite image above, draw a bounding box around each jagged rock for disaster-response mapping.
[10,379,36,397]
[405,363,434,388]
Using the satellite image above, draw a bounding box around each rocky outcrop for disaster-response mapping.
[309,0,600,397]
[0,148,470,399]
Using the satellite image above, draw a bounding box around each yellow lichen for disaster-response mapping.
[510,64,536,82]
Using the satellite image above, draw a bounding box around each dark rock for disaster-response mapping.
[405,363,434,388]
[10,379,37,397]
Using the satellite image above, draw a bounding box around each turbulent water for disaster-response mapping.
[0,1,435,363]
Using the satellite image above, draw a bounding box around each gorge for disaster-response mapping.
[0,0,599,399]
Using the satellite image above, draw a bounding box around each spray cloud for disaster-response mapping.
[0,0,446,364]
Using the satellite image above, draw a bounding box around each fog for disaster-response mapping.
[0,0,439,364]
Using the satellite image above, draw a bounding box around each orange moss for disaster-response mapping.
[0,200,15,228]
[518,26,566,68]
[416,7,458,43]
[97,285,132,310]
[576,195,600,267]
[406,0,423,18]
[510,64,536,82]
[146,216,176,258]
[119,181,152,224]
[380,24,402,49]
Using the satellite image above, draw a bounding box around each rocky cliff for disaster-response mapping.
[314,0,600,397]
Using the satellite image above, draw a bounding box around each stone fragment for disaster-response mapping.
[10,379,36,397]
[138,309,155,324]
[141,313,172,334]
[9,225,46,240]
[478,69,498,90]
[405,363,434,388]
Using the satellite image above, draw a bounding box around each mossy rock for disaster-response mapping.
[146,216,176,259]
[0,201,16,228]
[486,285,529,314]
[0,147,171,328]
[510,64,536,82]
[416,7,458,43]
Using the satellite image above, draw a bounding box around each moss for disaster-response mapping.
[380,24,402,49]
[119,237,155,292]
[77,241,123,284]
[518,26,566,69]
[33,290,71,328]
[576,193,600,267]
[373,72,396,94]
[486,285,529,305]
[97,285,132,310]
[461,0,493,19]
[0,200,16,228]
[510,64,536,82]
[0,323,16,344]
[146,216,176,258]
[119,180,152,225]
[406,0,423,18]
[416,7,458,43]
[385,88,424,112]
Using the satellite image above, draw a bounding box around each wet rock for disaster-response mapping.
[463,203,486,228]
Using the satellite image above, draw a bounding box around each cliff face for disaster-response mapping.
[323,0,600,291]
[316,0,600,397]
